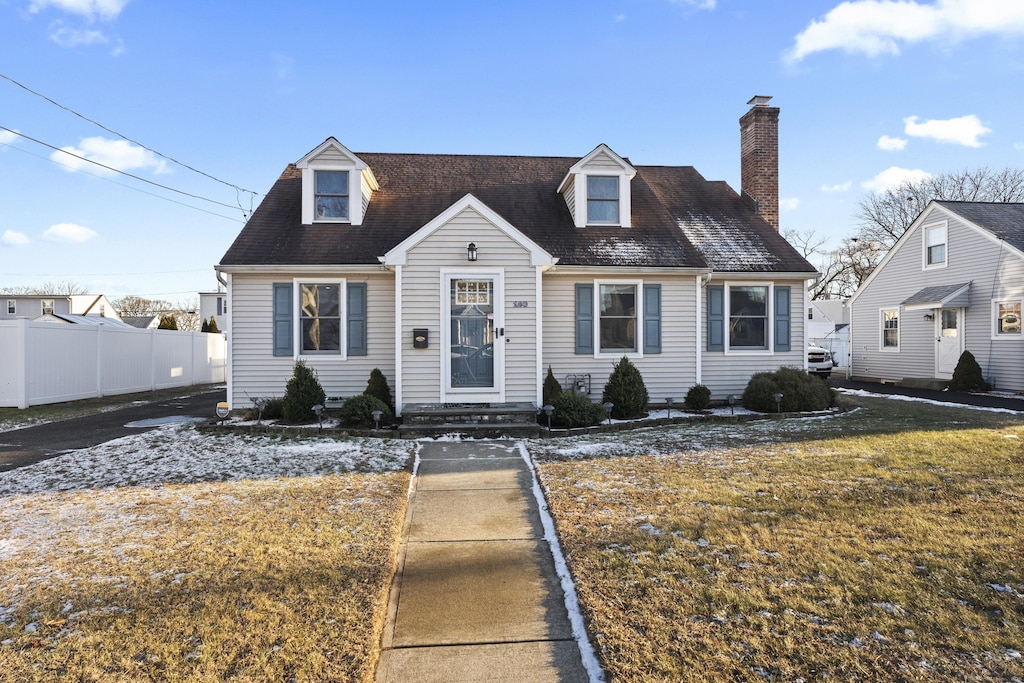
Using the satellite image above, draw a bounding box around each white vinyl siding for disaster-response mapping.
[226,272,395,409]
[543,273,698,402]
[851,208,1024,390]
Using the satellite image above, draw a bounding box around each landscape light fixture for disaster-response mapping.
[773,392,783,414]
[371,409,383,431]
[727,394,738,415]
[665,397,673,419]
[467,242,478,262]
[543,404,554,429]
[312,404,324,432]
[603,402,614,425]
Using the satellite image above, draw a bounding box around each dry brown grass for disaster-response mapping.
[533,396,1024,681]
[0,472,409,682]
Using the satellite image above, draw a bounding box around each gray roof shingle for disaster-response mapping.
[219,151,816,274]
[935,201,1024,252]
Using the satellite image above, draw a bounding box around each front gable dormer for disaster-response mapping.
[296,138,379,226]
[558,144,636,228]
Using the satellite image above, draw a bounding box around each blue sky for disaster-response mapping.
[2,0,1023,301]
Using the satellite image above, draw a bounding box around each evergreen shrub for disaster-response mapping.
[157,315,178,330]
[684,384,712,410]
[340,394,392,428]
[947,351,990,392]
[281,360,327,423]
[207,317,220,333]
[364,368,394,409]
[551,391,605,429]
[543,366,563,406]
[601,356,649,419]
[742,366,834,413]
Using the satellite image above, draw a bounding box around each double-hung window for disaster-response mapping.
[924,223,947,267]
[575,281,661,356]
[995,300,1022,336]
[729,286,769,349]
[881,309,899,349]
[587,176,619,225]
[41,299,54,316]
[314,170,349,221]
[599,284,637,352]
[299,283,341,353]
[6,300,14,315]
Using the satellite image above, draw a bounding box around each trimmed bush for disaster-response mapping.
[364,368,394,410]
[242,397,283,421]
[684,384,712,410]
[201,318,210,333]
[207,316,220,334]
[339,394,392,428]
[157,314,178,330]
[947,350,990,392]
[551,391,606,429]
[543,366,563,406]
[602,356,649,419]
[281,360,327,423]
[742,366,834,413]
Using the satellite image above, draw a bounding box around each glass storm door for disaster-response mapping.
[450,279,495,389]
[936,308,962,377]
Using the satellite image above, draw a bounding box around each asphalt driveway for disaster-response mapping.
[0,388,226,472]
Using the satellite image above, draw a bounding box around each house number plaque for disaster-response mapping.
[512,301,528,308]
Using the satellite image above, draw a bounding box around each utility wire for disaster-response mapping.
[0,71,261,200]
[1,124,246,213]
[0,138,244,223]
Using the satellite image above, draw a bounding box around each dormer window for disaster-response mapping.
[587,176,619,224]
[315,170,350,221]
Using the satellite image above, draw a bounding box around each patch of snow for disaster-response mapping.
[872,601,907,616]
[125,416,207,428]
[838,388,1021,414]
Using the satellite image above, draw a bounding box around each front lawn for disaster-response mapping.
[530,394,1024,681]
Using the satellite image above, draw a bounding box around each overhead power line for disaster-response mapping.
[1,124,247,214]
[0,71,261,204]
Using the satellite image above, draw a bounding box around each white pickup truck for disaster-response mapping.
[807,345,835,378]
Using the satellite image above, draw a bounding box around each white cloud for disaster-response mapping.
[861,166,933,192]
[821,181,853,193]
[48,22,108,47]
[28,0,129,21]
[903,114,991,147]
[50,136,168,175]
[669,0,717,9]
[787,0,1024,62]
[2,230,30,246]
[43,223,97,243]
[271,52,294,80]
[780,197,801,211]
[877,135,908,151]
[1015,142,1024,151]
[0,129,20,147]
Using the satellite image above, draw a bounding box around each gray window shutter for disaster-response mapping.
[643,284,661,354]
[707,285,724,352]
[272,282,293,357]
[347,282,367,356]
[575,284,594,355]
[774,286,791,352]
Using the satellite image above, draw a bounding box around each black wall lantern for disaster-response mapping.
[467,242,478,262]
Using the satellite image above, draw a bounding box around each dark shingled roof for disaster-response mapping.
[935,201,1024,252]
[219,151,816,274]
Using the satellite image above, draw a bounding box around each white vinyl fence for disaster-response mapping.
[0,320,226,409]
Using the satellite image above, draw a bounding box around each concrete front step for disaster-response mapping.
[401,402,538,426]
[397,422,540,439]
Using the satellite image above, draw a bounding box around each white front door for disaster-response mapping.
[935,308,963,377]
[443,272,504,403]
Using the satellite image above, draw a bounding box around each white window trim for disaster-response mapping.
[880,307,900,352]
[293,278,347,361]
[723,282,774,355]
[593,278,644,359]
[6,299,14,315]
[991,298,1023,339]
[573,173,633,228]
[922,221,948,270]
[301,165,362,225]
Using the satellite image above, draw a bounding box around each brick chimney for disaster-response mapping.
[740,95,780,231]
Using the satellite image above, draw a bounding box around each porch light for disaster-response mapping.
[603,402,614,425]
[467,242,478,262]
[923,313,934,321]
[543,404,554,429]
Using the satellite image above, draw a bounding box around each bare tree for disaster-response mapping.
[782,227,830,259]
[0,281,89,295]
[857,166,1024,249]
[174,298,201,332]
[111,295,173,317]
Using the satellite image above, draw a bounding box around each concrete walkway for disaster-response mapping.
[376,441,593,682]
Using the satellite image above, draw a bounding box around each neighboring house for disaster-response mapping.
[122,315,161,329]
[808,298,850,369]
[1,294,123,322]
[215,96,818,413]
[849,201,1024,390]
[199,291,227,329]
